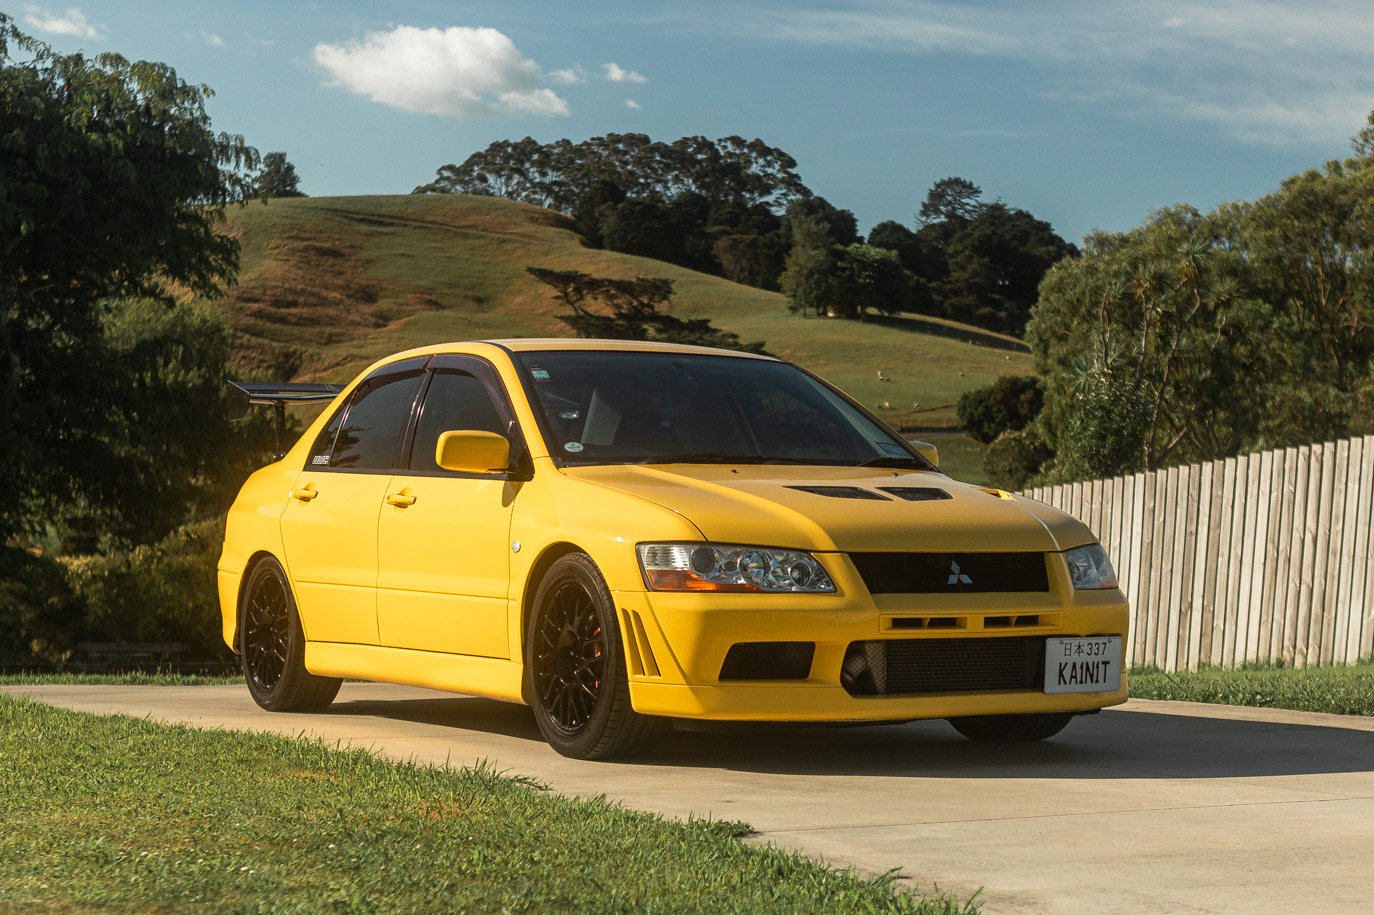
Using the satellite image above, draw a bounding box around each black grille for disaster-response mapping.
[785,486,890,501]
[719,642,815,680]
[877,487,952,502]
[850,552,1048,593]
[841,636,1046,696]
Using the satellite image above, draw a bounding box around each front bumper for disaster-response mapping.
[616,552,1130,722]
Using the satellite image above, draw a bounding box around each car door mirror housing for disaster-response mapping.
[911,440,939,468]
[435,430,512,474]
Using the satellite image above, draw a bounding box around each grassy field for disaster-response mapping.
[0,694,976,915]
[207,195,1031,431]
[1129,661,1374,717]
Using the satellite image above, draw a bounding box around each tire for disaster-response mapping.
[947,712,1074,743]
[526,553,667,760]
[239,557,342,713]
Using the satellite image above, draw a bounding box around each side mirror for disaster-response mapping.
[911,440,939,468]
[435,430,511,474]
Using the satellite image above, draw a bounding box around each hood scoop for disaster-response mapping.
[877,487,952,502]
[785,485,891,501]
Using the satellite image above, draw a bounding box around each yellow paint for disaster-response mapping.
[219,340,1131,724]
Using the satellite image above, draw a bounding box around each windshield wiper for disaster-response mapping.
[854,455,928,468]
[637,451,772,465]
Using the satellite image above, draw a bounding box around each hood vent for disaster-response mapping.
[878,487,952,502]
[785,485,891,501]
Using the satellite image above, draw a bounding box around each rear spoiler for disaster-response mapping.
[228,381,345,461]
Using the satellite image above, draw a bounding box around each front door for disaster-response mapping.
[376,362,521,659]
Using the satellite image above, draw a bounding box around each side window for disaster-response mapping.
[408,371,507,472]
[329,372,424,471]
[307,406,345,467]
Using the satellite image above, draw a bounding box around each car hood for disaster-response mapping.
[564,464,1095,553]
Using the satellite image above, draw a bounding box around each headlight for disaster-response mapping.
[1064,543,1118,590]
[637,543,836,593]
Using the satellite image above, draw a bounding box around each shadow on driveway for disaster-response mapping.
[324,693,1374,780]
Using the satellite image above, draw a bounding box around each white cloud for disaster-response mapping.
[603,62,646,84]
[682,0,1374,146]
[549,67,584,85]
[23,6,103,39]
[625,98,642,110]
[312,25,569,118]
[202,32,224,47]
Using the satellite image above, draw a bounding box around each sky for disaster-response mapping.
[11,1,1374,244]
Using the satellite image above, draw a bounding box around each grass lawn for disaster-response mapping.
[1129,661,1374,717]
[0,694,978,915]
[0,672,239,686]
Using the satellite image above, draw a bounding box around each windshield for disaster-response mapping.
[516,351,932,469]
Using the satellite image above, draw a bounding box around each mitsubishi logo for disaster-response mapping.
[947,561,972,585]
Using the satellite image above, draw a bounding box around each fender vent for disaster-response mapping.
[785,486,890,501]
[621,609,661,678]
[878,487,952,502]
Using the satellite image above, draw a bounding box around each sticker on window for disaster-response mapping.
[530,366,551,381]
[564,442,584,453]
[311,454,330,465]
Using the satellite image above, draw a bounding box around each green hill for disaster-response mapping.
[203,194,1030,442]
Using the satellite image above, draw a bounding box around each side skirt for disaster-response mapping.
[305,642,527,705]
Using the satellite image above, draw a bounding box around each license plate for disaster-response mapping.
[1044,637,1122,694]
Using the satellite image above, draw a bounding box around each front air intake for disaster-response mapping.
[719,642,815,680]
[784,486,891,501]
[841,636,1047,696]
[877,487,952,501]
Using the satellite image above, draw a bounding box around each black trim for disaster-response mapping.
[850,552,1050,594]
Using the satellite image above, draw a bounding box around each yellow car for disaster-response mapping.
[220,340,1128,759]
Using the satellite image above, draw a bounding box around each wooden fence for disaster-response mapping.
[1021,435,1374,671]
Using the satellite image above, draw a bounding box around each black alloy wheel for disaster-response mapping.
[239,557,341,713]
[535,577,606,734]
[527,553,667,759]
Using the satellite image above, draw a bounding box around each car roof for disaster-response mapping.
[386,338,779,361]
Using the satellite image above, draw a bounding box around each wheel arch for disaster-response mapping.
[517,542,587,701]
[230,550,286,654]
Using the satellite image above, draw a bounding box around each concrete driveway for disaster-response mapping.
[6,683,1373,915]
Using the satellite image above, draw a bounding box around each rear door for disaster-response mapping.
[279,358,425,645]
[376,356,525,658]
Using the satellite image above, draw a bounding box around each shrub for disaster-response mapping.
[63,519,230,661]
[957,375,1045,444]
[983,428,1053,491]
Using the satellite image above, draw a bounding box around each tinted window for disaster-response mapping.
[517,351,928,468]
[330,373,423,471]
[408,371,507,472]
[307,406,344,467]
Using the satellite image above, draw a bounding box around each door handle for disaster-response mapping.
[386,491,417,507]
[289,487,319,502]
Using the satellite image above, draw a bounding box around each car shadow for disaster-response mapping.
[322,692,1374,780]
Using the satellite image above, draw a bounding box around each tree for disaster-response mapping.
[867,220,920,270]
[1028,206,1262,473]
[940,203,1077,333]
[1239,159,1374,445]
[784,195,860,247]
[918,177,984,225]
[526,268,769,354]
[0,16,257,550]
[780,215,839,317]
[831,244,914,319]
[254,151,306,198]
